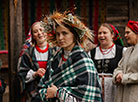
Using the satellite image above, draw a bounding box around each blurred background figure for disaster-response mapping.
[113,20,138,102]
[0,76,6,102]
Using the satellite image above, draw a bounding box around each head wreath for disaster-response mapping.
[109,24,124,46]
[42,7,94,47]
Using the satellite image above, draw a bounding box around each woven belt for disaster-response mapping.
[99,74,112,102]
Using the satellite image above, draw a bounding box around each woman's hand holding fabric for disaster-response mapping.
[34,68,46,77]
[115,73,123,84]
[46,84,58,98]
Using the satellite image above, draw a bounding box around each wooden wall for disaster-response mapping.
[0,0,138,102]
[0,0,137,51]
[21,0,131,45]
[106,0,129,45]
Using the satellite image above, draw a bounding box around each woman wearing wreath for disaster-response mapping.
[38,10,102,102]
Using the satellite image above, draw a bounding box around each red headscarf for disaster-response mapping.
[109,24,124,46]
[127,20,138,34]
[19,21,40,56]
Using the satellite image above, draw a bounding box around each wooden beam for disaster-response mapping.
[106,16,128,21]
[9,0,22,102]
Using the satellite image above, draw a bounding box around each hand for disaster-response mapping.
[115,73,123,84]
[46,84,58,98]
[35,68,46,77]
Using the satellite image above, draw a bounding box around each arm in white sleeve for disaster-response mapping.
[88,51,91,57]
[55,88,78,102]
[25,69,36,83]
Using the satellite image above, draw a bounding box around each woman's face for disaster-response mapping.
[98,26,114,48]
[56,25,75,51]
[32,22,47,45]
[125,26,138,45]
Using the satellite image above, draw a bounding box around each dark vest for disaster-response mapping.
[90,45,123,74]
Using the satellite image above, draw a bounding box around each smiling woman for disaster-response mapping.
[17,21,54,102]
[31,22,47,46]
[89,23,126,102]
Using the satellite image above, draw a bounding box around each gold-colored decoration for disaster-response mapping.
[14,0,18,9]
[14,0,18,15]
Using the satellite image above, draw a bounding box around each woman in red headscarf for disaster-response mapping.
[18,21,55,102]
[89,23,126,102]
[113,20,138,102]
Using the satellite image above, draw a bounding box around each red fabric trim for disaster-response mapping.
[35,44,49,53]
[62,54,67,61]
[0,50,8,54]
[0,80,2,87]
[56,90,59,98]
[99,43,115,55]
[102,76,104,102]
[99,75,112,102]
[109,24,117,36]
[37,61,47,69]
[109,24,122,41]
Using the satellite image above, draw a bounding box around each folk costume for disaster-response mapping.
[18,44,53,102]
[39,45,102,102]
[90,44,123,74]
[18,21,53,102]
[38,10,102,102]
[112,20,138,102]
[89,24,125,102]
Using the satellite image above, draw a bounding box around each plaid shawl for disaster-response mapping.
[17,46,54,97]
[39,45,102,102]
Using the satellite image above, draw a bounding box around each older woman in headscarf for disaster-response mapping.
[38,11,102,102]
[113,20,138,102]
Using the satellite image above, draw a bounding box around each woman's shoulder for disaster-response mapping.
[25,45,35,53]
[49,47,61,56]
[115,44,124,49]
[20,46,35,58]
[72,47,92,62]
[115,44,128,55]
[88,46,97,57]
[123,46,134,53]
